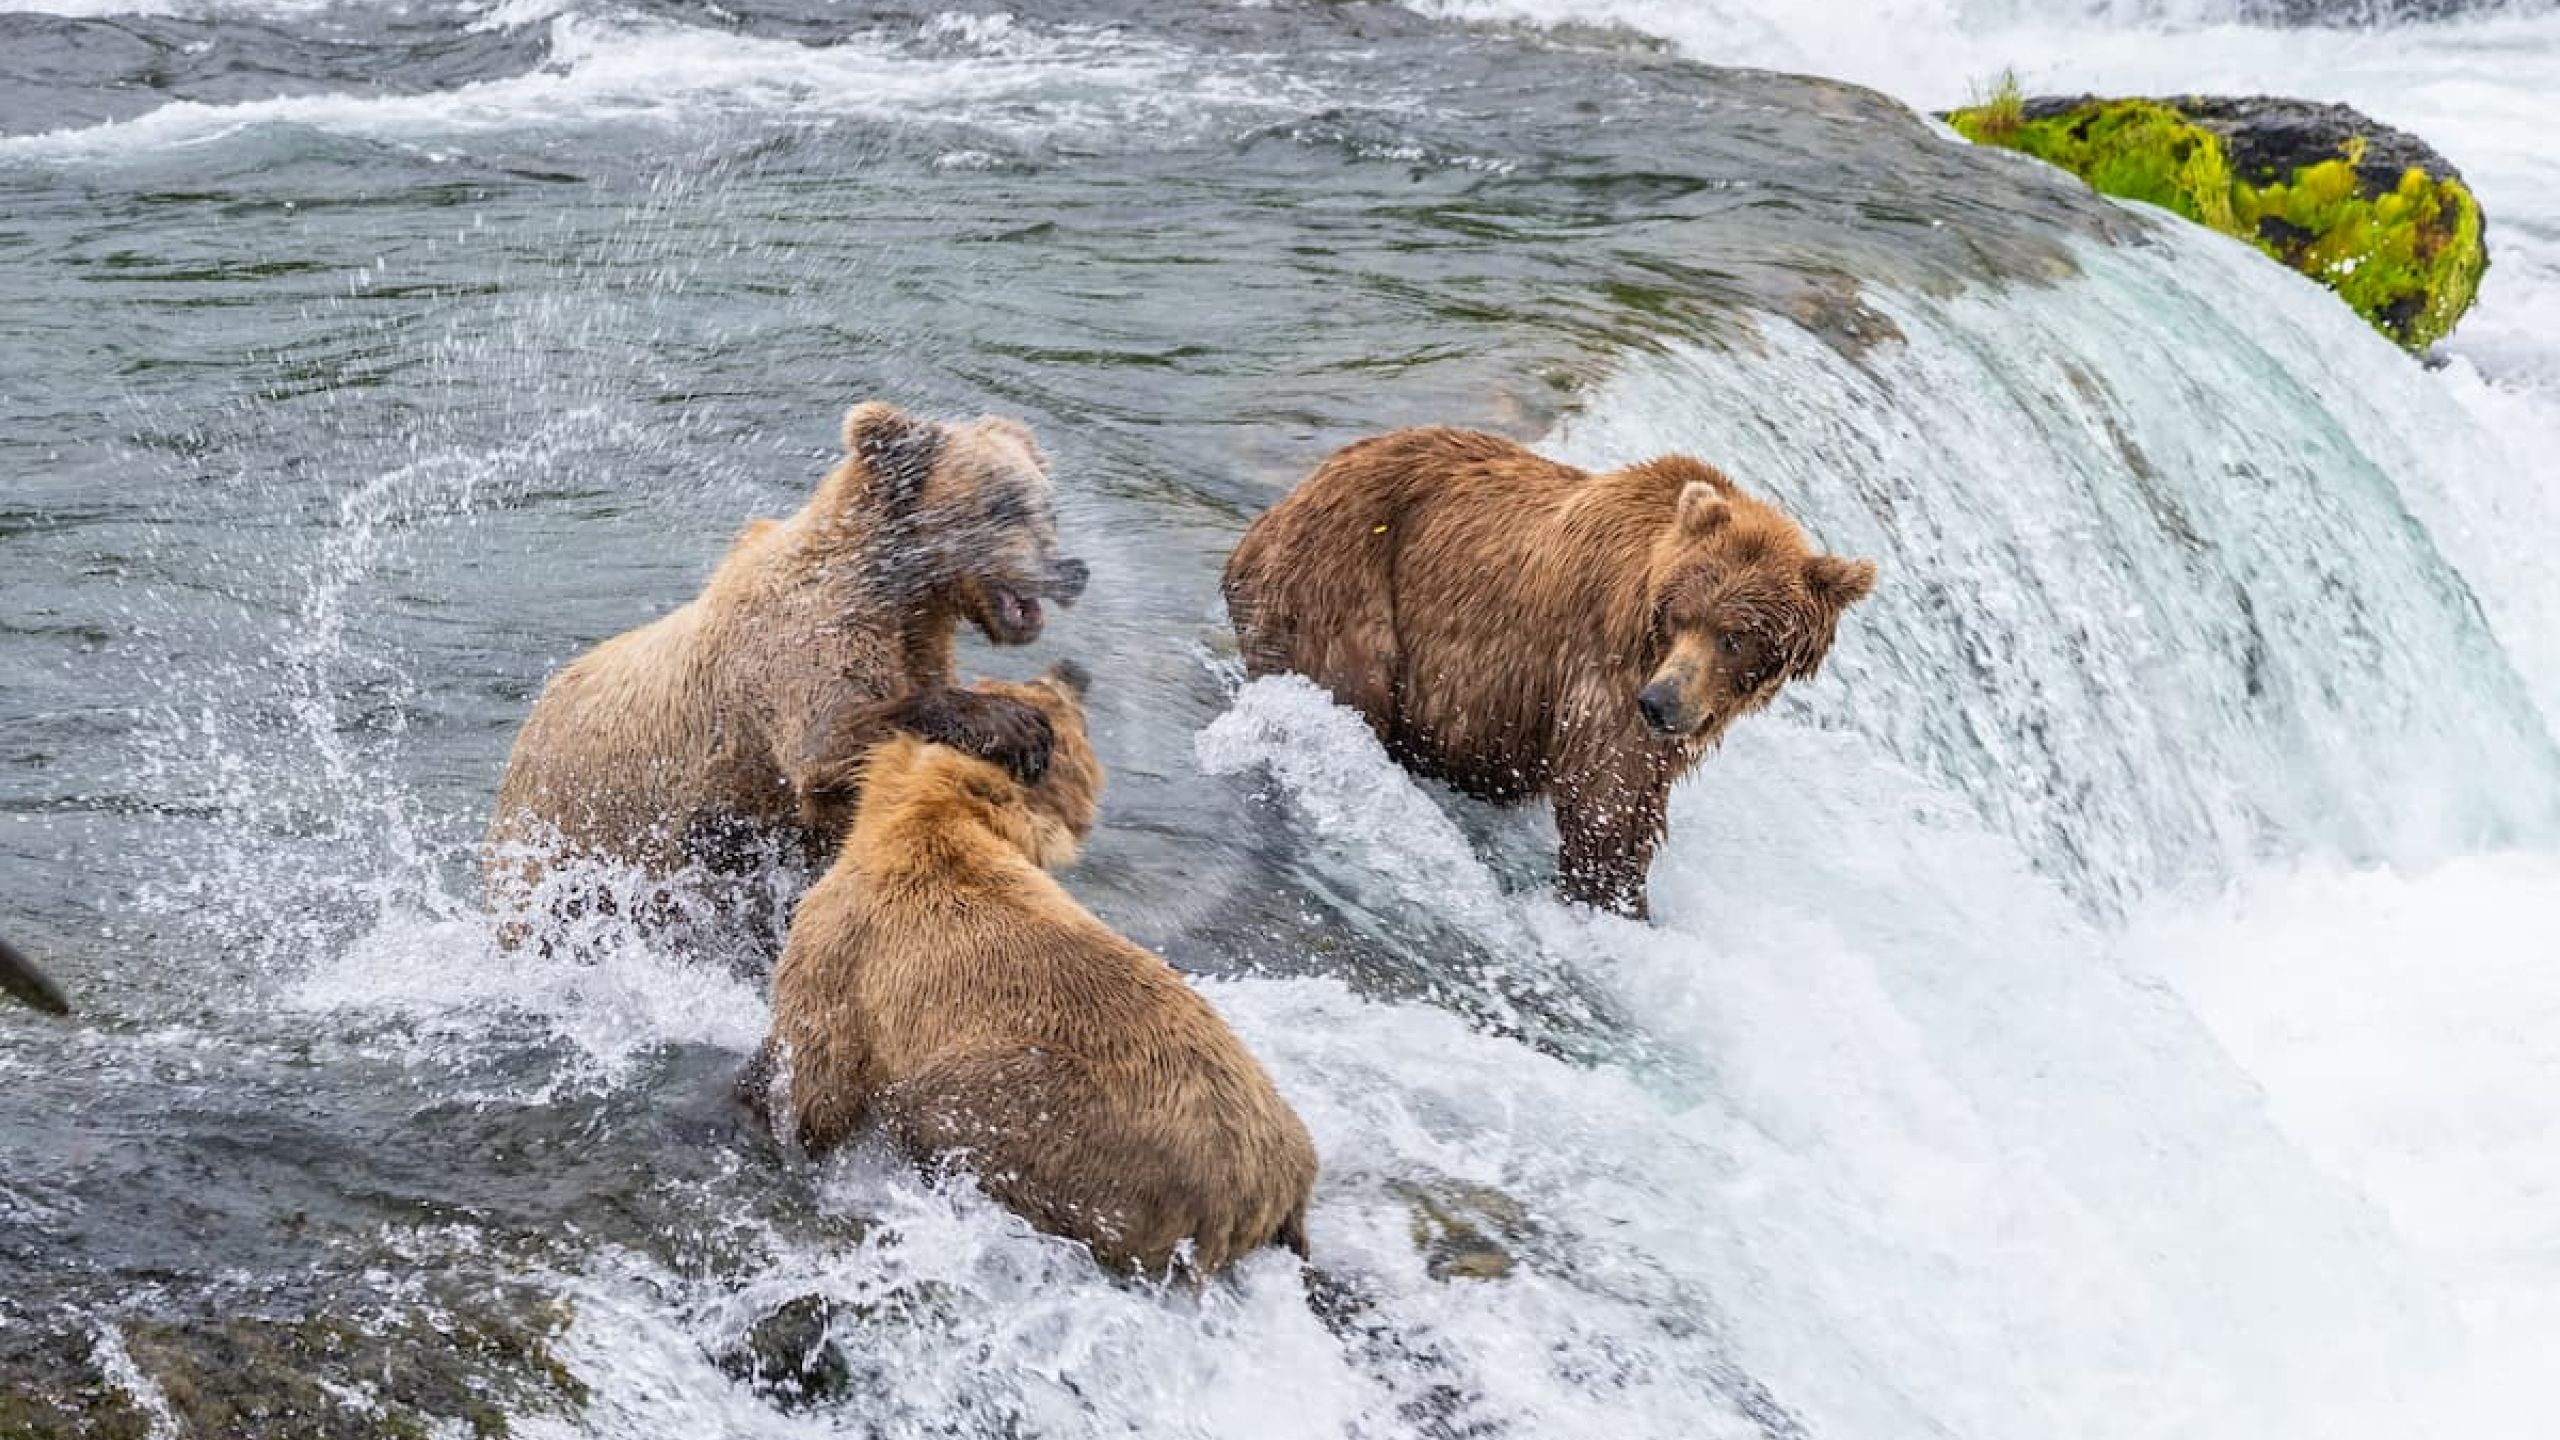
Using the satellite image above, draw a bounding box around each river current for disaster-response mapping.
[4,1,2557,1435]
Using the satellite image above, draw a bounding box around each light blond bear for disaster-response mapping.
[752,668,1318,1280]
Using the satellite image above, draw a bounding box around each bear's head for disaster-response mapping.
[844,662,1104,874]
[839,401,1089,646]
[1635,460,1875,742]
[965,662,1103,868]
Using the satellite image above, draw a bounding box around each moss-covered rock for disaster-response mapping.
[1945,87,2487,352]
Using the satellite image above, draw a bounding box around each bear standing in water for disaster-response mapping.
[1223,427,1876,918]
[750,666,1319,1281]
[486,402,1086,953]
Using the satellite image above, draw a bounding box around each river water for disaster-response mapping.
[3,1,2556,1436]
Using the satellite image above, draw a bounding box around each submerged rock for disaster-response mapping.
[1945,89,2487,352]
[2240,0,2513,19]
[1,936,70,1015]
[0,1289,588,1440]
[713,1294,856,1410]
[1389,1177,1538,1282]
[706,1281,958,1413]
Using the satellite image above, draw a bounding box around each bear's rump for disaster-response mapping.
[876,1042,1298,1275]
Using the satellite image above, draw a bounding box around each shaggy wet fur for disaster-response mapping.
[1223,426,1876,917]
[485,401,1085,951]
[749,670,1319,1280]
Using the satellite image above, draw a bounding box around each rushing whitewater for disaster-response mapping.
[3,1,2556,1436]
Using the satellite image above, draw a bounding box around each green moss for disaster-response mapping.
[1945,97,2486,351]
[1389,1177,1539,1283]
[0,1327,156,1440]
[1949,97,2237,232]
[2234,140,2488,352]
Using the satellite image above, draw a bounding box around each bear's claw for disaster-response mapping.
[888,688,1056,788]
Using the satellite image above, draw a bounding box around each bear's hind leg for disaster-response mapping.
[877,1048,1196,1273]
[1227,518,1403,743]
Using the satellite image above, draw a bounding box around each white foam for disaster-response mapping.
[2123,852,2560,1434]
[5,0,335,16]
[90,1324,184,1440]
[1194,675,2467,1439]
[1198,674,1528,947]
[0,11,1328,162]
[289,906,770,1095]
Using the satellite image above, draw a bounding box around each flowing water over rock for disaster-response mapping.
[4,1,2558,1436]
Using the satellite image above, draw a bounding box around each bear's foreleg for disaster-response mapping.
[748,1023,881,1157]
[793,687,1057,833]
[1551,753,1673,920]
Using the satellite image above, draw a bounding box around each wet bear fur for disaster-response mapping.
[750,667,1319,1280]
[1223,427,1875,917]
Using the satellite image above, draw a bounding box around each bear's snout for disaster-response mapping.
[1049,555,1089,602]
[1638,679,1686,736]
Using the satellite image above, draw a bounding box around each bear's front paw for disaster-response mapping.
[889,688,1055,787]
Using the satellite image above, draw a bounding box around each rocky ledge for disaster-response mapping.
[1944,89,2487,352]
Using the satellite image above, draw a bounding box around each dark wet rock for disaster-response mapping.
[1390,1177,1539,1283]
[0,936,70,1015]
[712,1293,856,1410]
[2061,94,2465,199]
[2239,0,2524,21]
[1946,90,2487,350]
[707,1281,963,1412]
[0,1289,587,1440]
[0,1326,156,1440]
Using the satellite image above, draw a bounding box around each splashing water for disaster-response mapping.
[6,1,2559,1435]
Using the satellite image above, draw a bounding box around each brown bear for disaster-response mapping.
[485,401,1087,952]
[1222,427,1876,918]
[749,666,1320,1281]
[1,936,69,1015]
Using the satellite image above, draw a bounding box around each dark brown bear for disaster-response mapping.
[750,667,1319,1280]
[1222,427,1875,918]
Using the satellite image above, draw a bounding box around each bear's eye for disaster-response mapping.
[985,490,1033,529]
[1718,633,1743,657]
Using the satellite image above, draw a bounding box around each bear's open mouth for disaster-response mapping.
[988,584,1044,643]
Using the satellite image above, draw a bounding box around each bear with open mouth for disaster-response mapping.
[485,401,1087,959]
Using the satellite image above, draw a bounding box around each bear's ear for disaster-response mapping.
[978,414,1048,471]
[1675,481,1731,539]
[1042,659,1091,700]
[843,401,945,509]
[1804,554,1878,611]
